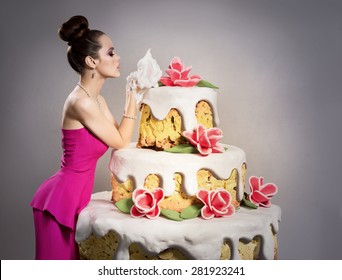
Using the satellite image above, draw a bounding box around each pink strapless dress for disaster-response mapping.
[30,127,108,230]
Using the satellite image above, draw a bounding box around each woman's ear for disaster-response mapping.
[85,56,97,69]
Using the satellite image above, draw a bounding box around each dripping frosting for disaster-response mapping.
[140,86,220,131]
[76,191,281,260]
[109,143,246,199]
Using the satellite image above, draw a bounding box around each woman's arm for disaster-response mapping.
[97,95,118,128]
[74,91,137,149]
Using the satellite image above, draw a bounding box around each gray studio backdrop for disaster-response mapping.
[1,0,341,259]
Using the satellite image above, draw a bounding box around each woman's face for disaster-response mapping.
[95,34,120,78]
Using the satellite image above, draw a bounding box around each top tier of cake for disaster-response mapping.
[137,86,220,150]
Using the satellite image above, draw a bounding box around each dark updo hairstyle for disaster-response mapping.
[58,15,105,74]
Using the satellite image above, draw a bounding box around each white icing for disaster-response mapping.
[141,86,220,131]
[126,49,162,105]
[109,143,246,199]
[135,49,162,89]
[76,191,281,260]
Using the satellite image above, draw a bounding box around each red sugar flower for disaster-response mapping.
[248,176,278,208]
[183,124,224,156]
[159,57,201,87]
[196,189,235,219]
[130,188,164,219]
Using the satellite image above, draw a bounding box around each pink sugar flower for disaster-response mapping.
[159,57,201,87]
[183,124,224,156]
[196,189,235,219]
[248,176,278,208]
[130,188,164,219]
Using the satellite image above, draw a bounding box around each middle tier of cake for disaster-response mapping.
[109,143,247,212]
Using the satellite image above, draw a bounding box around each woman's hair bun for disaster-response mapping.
[58,15,90,45]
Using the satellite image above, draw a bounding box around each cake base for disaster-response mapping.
[76,191,281,260]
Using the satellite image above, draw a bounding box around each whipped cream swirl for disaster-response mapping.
[126,49,162,105]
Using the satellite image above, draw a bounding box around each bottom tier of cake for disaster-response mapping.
[76,191,281,260]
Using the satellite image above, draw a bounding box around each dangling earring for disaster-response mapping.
[92,68,96,79]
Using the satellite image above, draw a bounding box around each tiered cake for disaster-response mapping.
[75,51,281,260]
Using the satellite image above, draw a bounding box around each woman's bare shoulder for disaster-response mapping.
[65,91,95,113]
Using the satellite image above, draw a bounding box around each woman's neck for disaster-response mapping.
[79,76,105,97]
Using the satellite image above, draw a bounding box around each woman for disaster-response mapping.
[30,15,137,259]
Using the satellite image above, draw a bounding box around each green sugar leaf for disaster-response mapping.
[180,204,202,219]
[160,209,184,221]
[241,193,258,209]
[196,79,219,89]
[158,80,218,89]
[115,198,134,213]
[164,144,199,154]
